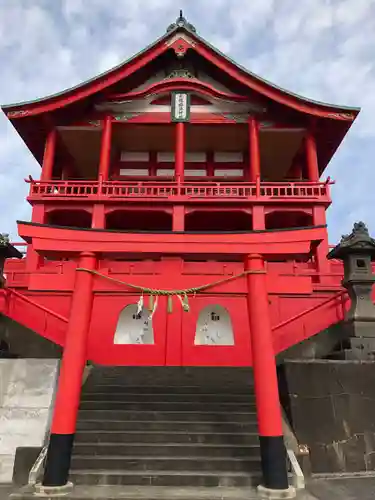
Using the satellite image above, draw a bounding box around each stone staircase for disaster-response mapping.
[69,367,262,498]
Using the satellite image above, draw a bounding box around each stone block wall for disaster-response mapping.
[0,359,59,483]
[281,359,375,474]
[0,317,62,359]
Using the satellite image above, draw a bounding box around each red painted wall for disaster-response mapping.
[2,257,346,366]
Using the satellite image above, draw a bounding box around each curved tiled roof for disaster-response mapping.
[1,16,359,117]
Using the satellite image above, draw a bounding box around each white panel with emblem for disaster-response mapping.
[194,305,234,345]
[114,304,154,345]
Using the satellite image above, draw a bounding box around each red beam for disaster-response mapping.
[18,222,325,258]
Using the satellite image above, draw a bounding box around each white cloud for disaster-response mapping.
[0,0,374,242]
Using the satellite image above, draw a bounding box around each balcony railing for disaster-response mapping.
[27,180,332,203]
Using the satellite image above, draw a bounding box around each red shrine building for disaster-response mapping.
[0,12,360,499]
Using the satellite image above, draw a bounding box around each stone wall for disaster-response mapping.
[276,322,348,363]
[0,359,59,483]
[0,317,62,359]
[281,359,375,474]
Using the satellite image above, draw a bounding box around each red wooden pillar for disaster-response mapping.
[313,206,330,282]
[149,151,157,177]
[288,160,303,180]
[62,163,75,180]
[43,252,96,487]
[305,131,319,182]
[172,205,185,231]
[41,128,57,181]
[245,254,290,492]
[252,206,265,230]
[206,151,214,178]
[92,205,105,229]
[175,122,185,183]
[249,117,261,182]
[98,116,112,181]
[26,205,46,273]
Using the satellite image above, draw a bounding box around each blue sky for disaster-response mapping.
[0,0,374,242]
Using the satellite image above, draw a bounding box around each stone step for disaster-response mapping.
[70,368,260,493]
[86,374,253,382]
[11,485,261,499]
[80,392,255,402]
[70,469,260,488]
[79,401,256,411]
[82,385,254,395]
[85,377,253,386]
[77,410,256,422]
[74,430,260,445]
[76,420,259,433]
[86,367,253,384]
[73,443,260,458]
[70,456,262,473]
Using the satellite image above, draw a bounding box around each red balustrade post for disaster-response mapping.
[249,117,261,182]
[175,122,185,183]
[324,179,332,201]
[255,174,261,198]
[43,252,96,488]
[41,128,57,181]
[245,254,293,495]
[98,116,112,182]
[305,131,319,182]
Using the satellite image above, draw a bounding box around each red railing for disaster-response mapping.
[5,288,68,324]
[28,179,332,203]
[272,290,347,333]
[272,290,349,353]
[3,288,68,345]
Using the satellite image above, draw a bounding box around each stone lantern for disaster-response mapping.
[328,221,375,359]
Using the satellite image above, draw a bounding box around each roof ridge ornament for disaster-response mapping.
[328,221,375,260]
[167,10,197,33]
[0,233,9,247]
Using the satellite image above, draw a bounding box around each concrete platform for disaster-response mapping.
[7,477,375,499]
[307,475,375,500]
[8,485,316,499]
[0,485,13,500]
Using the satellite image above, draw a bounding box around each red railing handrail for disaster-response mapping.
[28,179,332,187]
[6,288,69,323]
[30,180,99,185]
[272,289,348,332]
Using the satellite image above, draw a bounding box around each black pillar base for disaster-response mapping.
[43,433,75,487]
[259,435,289,490]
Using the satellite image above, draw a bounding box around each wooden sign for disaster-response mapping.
[171,92,190,122]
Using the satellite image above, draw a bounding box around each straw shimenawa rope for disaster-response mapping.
[76,267,266,313]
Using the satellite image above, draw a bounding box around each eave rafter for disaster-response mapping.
[192,40,358,121]
[95,77,266,123]
[107,78,250,104]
